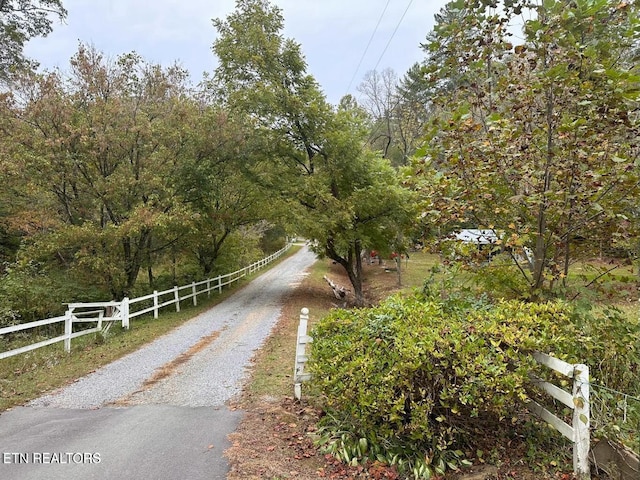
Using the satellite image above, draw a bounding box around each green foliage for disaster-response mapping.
[0,262,106,327]
[0,225,20,266]
[309,295,563,477]
[308,293,640,476]
[208,227,264,275]
[1,40,279,303]
[0,0,67,80]
[212,0,417,305]
[259,225,287,253]
[5,45,193,297]
[469,255,533,300]
[410,0,640,298]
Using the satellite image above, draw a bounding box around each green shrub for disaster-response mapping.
[469,255,531,300]
[308,294,640,478]
[308,295,577,478]
[0,263,107,327]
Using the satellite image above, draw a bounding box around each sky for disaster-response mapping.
[24,0,449,105]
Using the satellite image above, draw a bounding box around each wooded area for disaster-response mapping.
[2,0,640,317]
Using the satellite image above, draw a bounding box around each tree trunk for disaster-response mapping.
[197,230,230,277]
[532,85,555,297]
[146,233,154,289]
[122,228,150,297]
[532,209,547,293]
[171,246,177,285]
[353,240,364,305]
[325,236,366,306]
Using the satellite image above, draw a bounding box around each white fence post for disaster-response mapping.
[64,310,72,353]
[122,297,130,330]
[294,307,312,400]
[153,290,159,319]
[573,364,590,479]
[217,276,222,293]
[530,352,590,480]
[174,286,180,312]
[192,282,197,306]
[207,279,211,297]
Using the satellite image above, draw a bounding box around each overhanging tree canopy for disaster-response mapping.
[212,0,415,305]
[0,0,67,80]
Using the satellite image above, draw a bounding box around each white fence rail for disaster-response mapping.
[529,351,590,480]
[0,244,291,360]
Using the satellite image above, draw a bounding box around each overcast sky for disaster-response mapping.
[24,0,449,105]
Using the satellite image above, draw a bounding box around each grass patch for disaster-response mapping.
[242,259,334,402]
[0,245,301,412]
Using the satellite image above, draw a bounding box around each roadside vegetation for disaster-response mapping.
[230,251,639,480]
[310,288,639,479]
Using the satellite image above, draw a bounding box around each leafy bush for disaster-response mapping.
[0,262,108,328]
[308,294,640,478]
[468,254,532,300]
[207,228,264,276]
[308,295,571,477]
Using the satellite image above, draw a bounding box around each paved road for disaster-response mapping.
[0,245,316,480]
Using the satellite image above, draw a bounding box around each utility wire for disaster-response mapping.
[344,0,392,97]
[372,0,415,73]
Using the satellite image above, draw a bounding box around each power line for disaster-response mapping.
[372,0,415,73]
[344,0,392,97]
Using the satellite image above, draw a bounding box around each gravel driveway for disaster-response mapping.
[0,245,317,480]
[29,244,316,409]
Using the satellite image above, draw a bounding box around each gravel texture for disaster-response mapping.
[28,246,316,409]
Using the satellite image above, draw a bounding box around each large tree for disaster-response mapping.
[0,0,67,80]
[6,45,190,297]
[173,103,268,277]
[412,0,640,297]
[296,103,416,304]
[212,0,414,304]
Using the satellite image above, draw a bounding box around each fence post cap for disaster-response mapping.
[301,307,309,315]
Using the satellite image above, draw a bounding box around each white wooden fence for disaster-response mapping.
[529,352,590,480]
[0,244,291,360]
